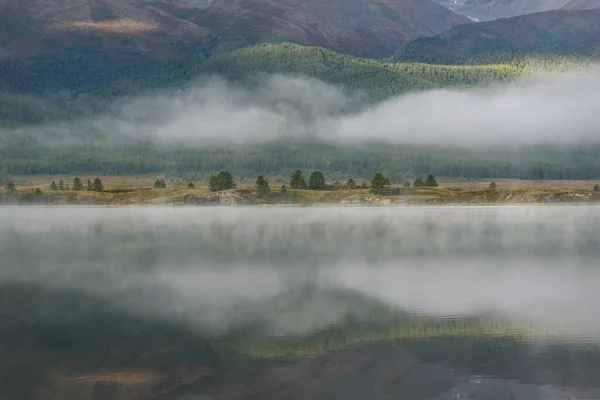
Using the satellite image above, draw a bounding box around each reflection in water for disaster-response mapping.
[1,206,600,399]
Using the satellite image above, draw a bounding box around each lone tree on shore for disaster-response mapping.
[154,179,167,189]
[425,174,439,187]
[346,178,356,189]
[73,177,83,191]
[289,170,307,189]
[489,182,498,189]
[209,171,236,192]
[50,181,58,191]
[93,178,104,192]
[413,177,425,187]
[255,175,271,197]
[370,172,390,194]
[308,171,327,190]
[5,181,15,193]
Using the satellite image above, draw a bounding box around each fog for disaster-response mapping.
[6,68,600,149]
[2,206,600,338]
[69,69,600,147]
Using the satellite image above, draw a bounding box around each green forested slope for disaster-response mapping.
[0,44,523,125]
[1,44,598,179]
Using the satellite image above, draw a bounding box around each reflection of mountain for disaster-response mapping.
[3,281,600,399]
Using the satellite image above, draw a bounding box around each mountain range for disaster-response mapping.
[433,0,600,21]
[0,0,469,61]
[395,8,600,64]
[1,0,600,127]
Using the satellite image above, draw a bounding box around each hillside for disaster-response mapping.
[0,0,469,61]
[395,9,600,64]
[433,0,600,21]
[0,43,522,125]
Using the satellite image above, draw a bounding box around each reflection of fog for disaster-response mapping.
[1,206,600,336]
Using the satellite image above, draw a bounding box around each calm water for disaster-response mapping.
[1,206,600,400]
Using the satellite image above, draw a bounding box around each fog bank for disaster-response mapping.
[94,70,600,146]
[2,207,600,338]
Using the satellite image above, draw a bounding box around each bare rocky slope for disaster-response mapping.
[433,0,600,21]
[0,0,470,60]
[395,8,600,64]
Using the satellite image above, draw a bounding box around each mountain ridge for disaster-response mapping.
[0,0,470,61]
[395,8,600,64]
[432,0,600,21]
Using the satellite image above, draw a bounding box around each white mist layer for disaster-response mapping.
[13,69,600,148]
[2,207,600,338]
[96,70,600,146]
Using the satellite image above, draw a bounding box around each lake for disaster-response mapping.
[1,206,600,399]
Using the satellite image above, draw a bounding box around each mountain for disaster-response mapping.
[433,0,600,21]
[395,9,600,64]
[0,0,470,61]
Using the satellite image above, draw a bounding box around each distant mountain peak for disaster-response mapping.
[432,0,600,21]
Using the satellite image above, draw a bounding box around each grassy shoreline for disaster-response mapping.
[1,181,599,206]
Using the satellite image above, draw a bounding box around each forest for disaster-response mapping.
[1,138,600,180]
[0,44,599,180]
[0,44,524,126]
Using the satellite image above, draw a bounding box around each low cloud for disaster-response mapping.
[90,69,600,147]
[10,68,600,149]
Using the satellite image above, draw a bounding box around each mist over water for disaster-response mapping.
[2,206,600,337]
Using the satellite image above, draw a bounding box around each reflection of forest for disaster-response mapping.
[3,283,600,400]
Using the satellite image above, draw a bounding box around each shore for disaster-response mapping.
[1,184,599,206]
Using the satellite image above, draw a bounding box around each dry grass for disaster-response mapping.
[49,19,159,34]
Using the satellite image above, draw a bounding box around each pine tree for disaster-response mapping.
[93,178,103,192]
[403,181,411,188]
[489,182,498,189]
[73,177,83,191]
[208,171,236,192]
[154,179,166,189]
[5,181,15,193]
[370,172,389,194]
[187,182,195,189]
[308,171,327,190]
[86,179,93,191]
[594,184,600,192]
[347,178,356,189]
[289,170,307,189]
[425,174,439,187]
[413,177,425,187]
[255,175,271,197]
[34,188,42,196]
[58,180,65,191]
[50,181,58,191]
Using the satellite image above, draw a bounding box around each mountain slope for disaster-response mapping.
[433,0,600,21]
[0,43,522,125]
[395,9,600,64]
[0,0,470,61]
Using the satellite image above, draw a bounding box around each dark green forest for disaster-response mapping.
[1,43,599,179]
[2,138,600,180]
[0,44,523,126]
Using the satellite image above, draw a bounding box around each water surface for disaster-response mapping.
[1,206,600,399]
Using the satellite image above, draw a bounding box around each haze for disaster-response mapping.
[2,206,600,338]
